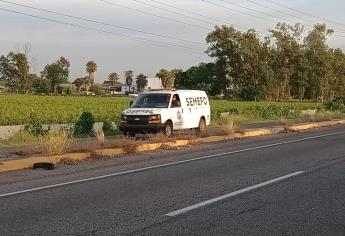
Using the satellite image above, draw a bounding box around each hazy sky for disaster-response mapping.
[1,0,345,83]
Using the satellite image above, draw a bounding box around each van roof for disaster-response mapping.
[143,89,205,94]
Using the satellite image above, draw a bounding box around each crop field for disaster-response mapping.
[0,94,319,126]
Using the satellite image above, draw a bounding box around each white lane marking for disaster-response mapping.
[165,171,304,217]
[0,130,344,198]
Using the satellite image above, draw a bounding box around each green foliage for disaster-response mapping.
[0,94,130,126]
[323,100,345,112]
[74,111,95,136]
[0,52,30,93]
[24,111,49,136]
[89,84,104,95]
[106,72,120,86]
[201,23,345,101]
[0,94,320,126]
[41,56,70,93]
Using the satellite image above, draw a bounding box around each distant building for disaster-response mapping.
[0,85,5,93]
[144,77,163,91]
[103,83,136,95]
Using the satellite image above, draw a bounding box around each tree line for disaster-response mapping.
[175,22,345,101]
[0,49,179,95]
[1,22,344,101]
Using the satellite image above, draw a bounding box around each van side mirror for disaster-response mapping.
[129,101,133,107]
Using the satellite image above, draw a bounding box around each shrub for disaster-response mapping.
[74,111,95,136]
[24,111,49,136]
[40,130,70,156]
[102,120,117,135]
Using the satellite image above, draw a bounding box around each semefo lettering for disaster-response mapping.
[186,97,208,106]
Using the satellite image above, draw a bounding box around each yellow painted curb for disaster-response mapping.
[289,119,345,131]
[93,148,125,157]
[0,152,90,173]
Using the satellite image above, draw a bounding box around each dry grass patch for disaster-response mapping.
[59,157,81,165]
[40,131,70,156]
[94,128,105,146]
[121,137,139,153]
[148,132,173,143]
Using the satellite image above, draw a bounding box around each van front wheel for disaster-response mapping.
[163,121,173,137]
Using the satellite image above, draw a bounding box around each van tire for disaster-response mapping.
[198,118,206,134]
[163,121,173,137]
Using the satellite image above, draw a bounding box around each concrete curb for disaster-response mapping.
[1,119,344,173]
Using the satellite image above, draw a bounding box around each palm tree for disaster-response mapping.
[136,73,148,93]
[156,68,174,89]
[86,61,97,86]
[125,70,134,93]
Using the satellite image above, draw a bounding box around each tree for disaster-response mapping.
[73,77,86,91]
[125,70,134,93]
[0,52,30,93]
[206,26,274,99]
[41,56,70,92]
[86,61,97,86]
[107,72,120,86]
[174,63,217,95]
[156,68,175,89]
[136,73,148,92]
[89,84,104,95]
[304,24,334,101]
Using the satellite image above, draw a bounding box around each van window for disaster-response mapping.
[171,94,181,108]
[131,93,171,108]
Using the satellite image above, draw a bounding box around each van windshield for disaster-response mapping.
[131,93,171,108]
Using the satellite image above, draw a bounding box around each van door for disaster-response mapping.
[170,94,184,130]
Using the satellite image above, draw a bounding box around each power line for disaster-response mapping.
[99,0,212,31]
[148,0,267,35]
[0,7,205,54]
[202,0,345,37]
[213,0,345,32]
[262,0,345,28]
[201,0,275,24]
[244,0,316,25]
[250,0,345,33]
[131,0,217,27]
[0,0,203,45]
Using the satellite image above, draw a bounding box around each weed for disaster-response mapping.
[94,128,105,146]
[24,111,49,136]
[121,138,139,153]
[40,131,70,156]
[0,130,40,146]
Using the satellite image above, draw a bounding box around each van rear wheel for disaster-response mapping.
[198,118,206,135]
[163,121,173,137]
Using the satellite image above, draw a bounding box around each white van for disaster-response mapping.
[119,90,211,136]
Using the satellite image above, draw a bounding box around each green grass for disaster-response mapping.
[0,94,131,126]
[0,94,319,126]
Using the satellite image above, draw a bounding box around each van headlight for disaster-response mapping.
[148,114,161,124]
[120,114,128,123]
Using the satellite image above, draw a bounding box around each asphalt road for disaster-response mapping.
[1,125,345,235]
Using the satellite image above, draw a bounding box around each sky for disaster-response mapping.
[1,0,345,83]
